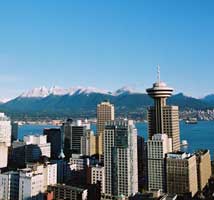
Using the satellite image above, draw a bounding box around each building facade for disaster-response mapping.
[146,80,180,151]
[43,128,63,159]
[147,133,172,192]
[166,152,198,197]
[19,162,57,200]
[0,142,8,168]
[47,184,88,200]
[62,119,90,157]
[0,113,11,147]
[81,130,96,156]
[0,171,19,200]
[24,135,51,162]
[87,165,105,194]
[19,168,44,200]
[104,120,138,198]
[11,122,19,143]
[47,183,101,200]
[195,149,212,191]
[97,101,114,155]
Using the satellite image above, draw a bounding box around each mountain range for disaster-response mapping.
[0,86,213,119]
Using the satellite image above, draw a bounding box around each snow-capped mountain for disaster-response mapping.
[19,86,121,98]
[20,86,73,98]
[48,86,68,96]
[68,86,110,96]
[0,98,12,103]
[0,87,213,118]
[20,86,50,98]
[113,86,142,96]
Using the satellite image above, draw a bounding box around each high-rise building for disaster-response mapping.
[43,128,63,159]
[0,142,8,168]
[147,133,172,192]
[52,159,68,183]
[137,135,147,191]
[0,171,19,200]
[97,101,114,155]
[8,141,26,168]
[195,149,212,191]
[81,130,96,156]
[166,152,198,197]
[104,120,138,198]
[62,119,90,157]
[146,71,180,151]
[11,122,19,142]
[0,113,12,147]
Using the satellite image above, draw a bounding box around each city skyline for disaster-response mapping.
[0,1,214,99]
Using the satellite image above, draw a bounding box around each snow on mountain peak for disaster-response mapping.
[74,87,109,95]
[49,86,68,95]
[114,86,142,96]
[20,86,110,98]
[20,86,50,98]
[67,86,84,95]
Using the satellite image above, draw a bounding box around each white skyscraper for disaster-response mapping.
[147,133,172,192]
[0,113,11,147]
[104,120,138,198]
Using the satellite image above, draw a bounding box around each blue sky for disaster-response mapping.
[0,0,213,99]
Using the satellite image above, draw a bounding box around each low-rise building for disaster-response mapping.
[87,165,105,194]
[47,183,101,200]
[19,168,44,200]
[18,162,57,200]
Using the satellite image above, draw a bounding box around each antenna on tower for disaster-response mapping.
[157,64,160,83]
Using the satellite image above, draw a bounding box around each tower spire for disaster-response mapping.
[157,64,160,83]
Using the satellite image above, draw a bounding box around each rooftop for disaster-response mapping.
[167,151,192,159]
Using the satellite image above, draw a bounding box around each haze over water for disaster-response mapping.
[18,121,214,160]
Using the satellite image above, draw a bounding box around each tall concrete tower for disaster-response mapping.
[146,66,180,151]
[97,101,115,155]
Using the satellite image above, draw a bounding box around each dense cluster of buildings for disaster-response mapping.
[0,77,213,200]
[180,109,214,121]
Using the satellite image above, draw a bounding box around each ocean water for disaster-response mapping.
[18,124,58,139]
[18,121,214,159]
[135,121,214,159]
